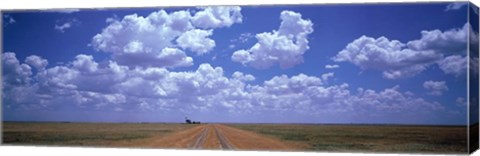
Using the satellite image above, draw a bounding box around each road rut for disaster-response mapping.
[121,124,301,150]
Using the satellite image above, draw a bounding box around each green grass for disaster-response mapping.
[229,124,468,153]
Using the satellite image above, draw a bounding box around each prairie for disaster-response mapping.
[2,122,195,146]
[229,124,468,153]
[2,122,468,153]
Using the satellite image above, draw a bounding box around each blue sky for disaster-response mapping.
[2,2,477,125]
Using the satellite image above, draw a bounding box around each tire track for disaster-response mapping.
[190,126,209,149]
[131,124,295,150]
[213,125,235,149]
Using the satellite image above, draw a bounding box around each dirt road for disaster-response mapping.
[122,124,303,150]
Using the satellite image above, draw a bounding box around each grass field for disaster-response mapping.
[2,122,468,153]
[229,124,468,153]
[2,122,195,146]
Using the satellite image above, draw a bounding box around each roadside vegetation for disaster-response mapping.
[2,122,468,153]
[230,124,467,153]
[3,122,195,146]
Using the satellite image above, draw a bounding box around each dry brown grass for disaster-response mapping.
[229,124,468,153]
[2,122,468,153]
[2,122,196,147]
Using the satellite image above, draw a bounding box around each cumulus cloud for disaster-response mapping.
[353,85,444,112]
[2,52,33,85]
[407,23,468,54]
[91,10,193,68]
[39,65,80,90]
[4,51,446,118]
[325,64,339,69]
[334,24,469,79]
[176,29,215,55]
[3,52,235,111]
[92,7,243,68]
[445,2,468,11]
[25,55,48,71]
[248,75,443,114]
[231,10,314,69]
[333,36,441,79]
[191,6,242,29]
[437,55,467,76]
[423,80,448,96]
[261,74,322,94]
[232,71,255,81]
[72,54,99,73]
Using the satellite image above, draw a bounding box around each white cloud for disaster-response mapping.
[122,40,144,54]
[72,54,99,73]
[231,49,251,64]
[3,51,447,119]
[247,75,443,114]
[231,10,313,69]
[191,6,242,29]
[115,47,193,68]
[245,74,333,112]
[105,14,119,23]
[78,92,126,109]
[2,52,32,85]
[333,36,441,79]
[39,65,80,90]
[423,80,448,96]
[55,23,73,32]
[261,74,323,94]
[25,55,48,71]
[353,85,444,112]
[232,71,255,82]
[92,10,197,68]
[437,55,467,76]
[321,72,334,82]
[325,64,339,69]
[381,65,429,80]
[3,53,236,111]
[407,23,468,54]
[92,7,243,68]
[176,29,215,55]
[334,24,469,79]
[445,2,468,11]
[54,19,80,33]
[92,11,181,55]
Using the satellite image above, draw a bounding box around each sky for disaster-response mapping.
[2,2,478,125]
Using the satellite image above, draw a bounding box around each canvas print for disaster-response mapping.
[1,1,479,154]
